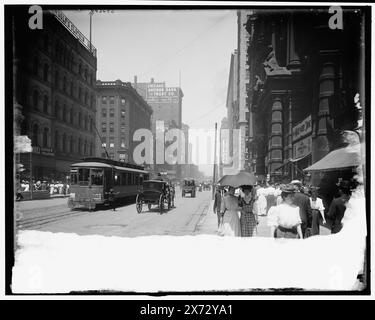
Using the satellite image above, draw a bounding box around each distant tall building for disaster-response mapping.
[95,80,152,164]
[13,9,97,181]
[132,77,184,180]
[132,77,183,131]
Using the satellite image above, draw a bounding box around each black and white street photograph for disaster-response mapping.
[4,2,370,295]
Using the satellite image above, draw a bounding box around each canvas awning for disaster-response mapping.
[303,143,363,172]
[274,153,310,171]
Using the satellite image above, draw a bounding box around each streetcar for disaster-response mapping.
[68,157,149,210]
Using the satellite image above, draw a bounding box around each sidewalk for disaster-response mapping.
[197,200,271,237]
[197,200,331,237]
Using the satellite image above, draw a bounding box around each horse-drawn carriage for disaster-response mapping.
[136,180,175,214]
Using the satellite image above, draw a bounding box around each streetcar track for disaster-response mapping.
[17,210,95,230]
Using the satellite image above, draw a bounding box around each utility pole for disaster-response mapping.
[90,115,109,159]
[212,122,217,200]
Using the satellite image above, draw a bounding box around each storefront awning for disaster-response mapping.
[274,153,310,171]
[303,143,363,172]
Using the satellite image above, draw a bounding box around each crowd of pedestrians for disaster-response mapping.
[16,179,70,201]
[213,178,355,239]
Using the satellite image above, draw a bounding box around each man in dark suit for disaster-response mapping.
[326,180,352,234]
[213,185,224,229]
[291,180,312,238]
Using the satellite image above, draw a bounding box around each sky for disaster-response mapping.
[64,9,237,175]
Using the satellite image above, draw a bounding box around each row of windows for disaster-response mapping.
[101,96,126,105]
[113,172,143,186]
[32,57,95,108]
[31,90,93,132]
[30,123,94,156]
[71,169,143,186]
[39,35,95,86]
[101,153,128,161]
[101,122,126,133]
[101,137,127,149]
[101,109,126,118]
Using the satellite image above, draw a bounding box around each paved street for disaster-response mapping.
[16,190,331,238]
[16,189,212,237]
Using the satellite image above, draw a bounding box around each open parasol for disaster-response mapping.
[218,171,257,188]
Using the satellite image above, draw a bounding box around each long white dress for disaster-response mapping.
[219,194,241,237]
[256,188,267,216]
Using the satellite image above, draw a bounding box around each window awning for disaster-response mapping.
[303,143,364,172]
[274,153,310,171]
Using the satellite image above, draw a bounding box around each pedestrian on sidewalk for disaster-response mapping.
[238,185,258,237]
[267,185,303,239]
[106,188,119,211]
[219,186,241,237]
[291,180,312,238]
[256,184,267,216]
[326,180,352,234]
[213,185,224,229]
[309,186,326,236]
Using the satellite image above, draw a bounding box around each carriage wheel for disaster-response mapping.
[159,196,164,214]
[148,203,152,211]
[136,195,142,213]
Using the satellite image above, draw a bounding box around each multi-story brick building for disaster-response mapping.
[95,80,152,164]
[14,9,97,181]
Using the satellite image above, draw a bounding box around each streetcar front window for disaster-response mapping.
[78,168,90,185]
[70,172,78,185]
[90,169,104,186]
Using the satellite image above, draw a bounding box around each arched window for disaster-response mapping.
[63,104,67,122]
[33,56,38,75]
[43,34,49,51]
[70,136,74,153]
[55,70,59,87]
[54,131,59,151]
[43,127,49,148]
[62,133,66,152]
[33,90,39,110]
[63,76,67,92]
[70,107,74,124]
[70,81,74,96]
[78,87,82,101]
[78,112,82,128]
[84,115,88,131]
[43,95,48,114]
[84,68,88,81]
[78,137,82,155]
[84,140,87,155]
[54,100,59,118]
[85,91,88,105]
[43,64,49,82]
[32,123,39,146]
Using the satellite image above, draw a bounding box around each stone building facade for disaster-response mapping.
[14,9,97,181]
[244,8,365,185]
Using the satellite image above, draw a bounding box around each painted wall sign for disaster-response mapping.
[293,135,312,159]
[292,115,312,142]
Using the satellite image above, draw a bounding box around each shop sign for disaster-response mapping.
[293,136,312,159]
[292,115,312,142]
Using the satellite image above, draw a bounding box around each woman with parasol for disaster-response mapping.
[219,186,241,236]
[238,185,259,237]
